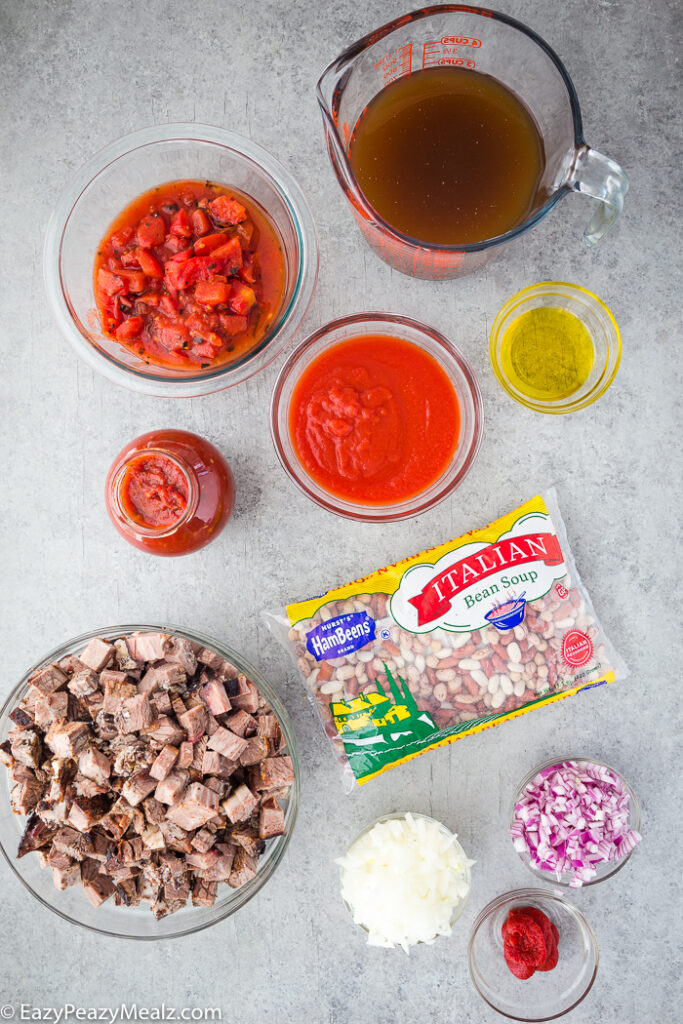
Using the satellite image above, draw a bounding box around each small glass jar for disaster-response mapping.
[105,429,234,556]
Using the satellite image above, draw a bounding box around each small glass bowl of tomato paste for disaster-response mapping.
[270,312,483,521]
[468,889,599,1020]
[44,124,318,397]
[105,429,234,555]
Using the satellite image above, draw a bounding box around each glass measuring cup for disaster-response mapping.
[317,5,628,279]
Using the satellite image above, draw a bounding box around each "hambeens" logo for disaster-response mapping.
[305,612,376,662]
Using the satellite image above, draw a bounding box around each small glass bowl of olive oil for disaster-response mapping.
[489,282,621,414]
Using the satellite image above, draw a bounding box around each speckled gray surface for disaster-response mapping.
[1,0,681,1020]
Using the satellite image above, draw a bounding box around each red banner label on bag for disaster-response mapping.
[408,532,563,625]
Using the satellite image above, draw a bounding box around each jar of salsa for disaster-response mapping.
[105,429,234,556]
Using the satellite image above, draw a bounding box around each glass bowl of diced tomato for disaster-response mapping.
[44,124,318,397]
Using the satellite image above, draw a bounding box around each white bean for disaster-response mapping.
[506,641,522,663]
[458,658,479,671]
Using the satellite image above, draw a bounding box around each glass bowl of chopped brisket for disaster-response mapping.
[0,625,299,939]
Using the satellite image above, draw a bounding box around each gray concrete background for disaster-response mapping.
[0,0,680,1020]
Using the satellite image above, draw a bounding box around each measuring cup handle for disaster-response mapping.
[568,146,629,247]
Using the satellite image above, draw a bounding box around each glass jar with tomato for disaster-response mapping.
[105,429,234,556]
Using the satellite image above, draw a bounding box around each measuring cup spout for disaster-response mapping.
[316,66,364,212]
[568,146,629,247]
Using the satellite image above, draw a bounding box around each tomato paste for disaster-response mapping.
[289,335,460,504]
[105,429,234,556]
[94,180,285,370]
[502,906,559,980]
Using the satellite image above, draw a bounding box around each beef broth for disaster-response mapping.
[348,66,545,245]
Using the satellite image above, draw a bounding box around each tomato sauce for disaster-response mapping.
[289,335,460,504]
[105,430,234,556]
[119,454,189,529]
[94,180,286,370]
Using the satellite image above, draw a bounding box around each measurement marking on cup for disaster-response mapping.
[423,38,481,69]
[375,43,413,83]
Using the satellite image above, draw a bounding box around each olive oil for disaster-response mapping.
[349,67,545,245]
[500,307,595,401]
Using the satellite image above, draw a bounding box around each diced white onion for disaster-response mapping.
[336,813,473,954]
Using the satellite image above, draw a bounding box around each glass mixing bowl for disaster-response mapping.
[511,755,641,887]
[270,312,483,521]
[469,888,599,1020]
[43,124,318,397]
[0,625,299,940]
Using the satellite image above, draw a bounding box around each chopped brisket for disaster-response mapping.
[250,756,295,792]
[222,784,259,824]
[228,847,258,888]
[177,704,208,743]
[10,729,42,767]
[154,770,189,806]
[207,727,248,761]
[79,638,115,673]
[29,664,68,696]
[259,797,285,839]
[121,770,158,807]
[44,720,90,759]
[149,744,179,781]
[78,747,111,785]
[239,736,270,766]
[191,878,218,907]
[201,679,232,717]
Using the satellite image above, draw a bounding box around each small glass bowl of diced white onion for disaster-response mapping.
[337,811,474,953]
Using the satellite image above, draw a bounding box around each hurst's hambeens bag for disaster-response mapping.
[269,490,627,790]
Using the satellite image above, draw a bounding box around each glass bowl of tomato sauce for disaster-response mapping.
[44,124,318,397]
[270,312,483,521]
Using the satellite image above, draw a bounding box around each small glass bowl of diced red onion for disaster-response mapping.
[510,756,642,888]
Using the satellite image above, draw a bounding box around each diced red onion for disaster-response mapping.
[511,759,641,886]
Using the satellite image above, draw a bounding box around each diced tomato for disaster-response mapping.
[170,209,193,239]
[236,220,255,246]
[118,270,147,294]
[135,248,163,278]
[208,195,247,225]
[193,232,229,256]
[163,234,187,254]
[136,212,167,248]
[208,235,243,272]
[195,280,230,306]
[136,294,160,312]
[115,316,145,341]
[240,253,257,284]
[168,247,193,263]
[164,258,196,291]
[151,317,190,352]
[192,336,223,359]
[191,209,212,236]
[159,294,179,317]
[98,268,125,296]
[110,226,135,252]
[94,181,281,370]
[228,280,257,315]
[218,314,248,336]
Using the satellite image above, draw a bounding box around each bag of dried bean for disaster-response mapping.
[267,490,627,790]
